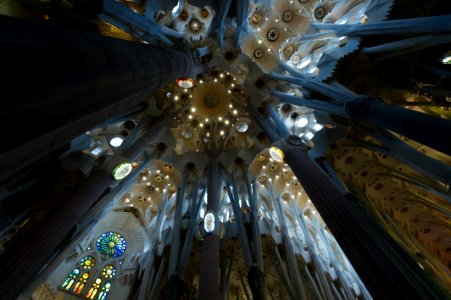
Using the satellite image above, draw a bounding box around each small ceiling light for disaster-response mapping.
[313,124,323,131]
[269,146,285,162]
[298,58,312,69]
[90,147,103,156]
[112,162,133,180]
[305,132,314,140]
[442,55,451,64]
[176,77,194,88]
[189,18,202,33]
[110,137,124,148]
[295,117,309,128]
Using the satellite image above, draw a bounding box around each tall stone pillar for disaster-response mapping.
[0,113,171,299]
[199,161,223,299]
[276,135,448,299]
[0,15,193,295]
[345,96,451,156]
[0,14,194,181]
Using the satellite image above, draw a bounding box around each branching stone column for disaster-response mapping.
[199,160,223,299]
[345,96,451,156]
[0,14,194,181]
[0,115,170,300]
[275,135,448,299]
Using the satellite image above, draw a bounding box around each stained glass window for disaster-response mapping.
[80,256,96,270]
[86,278,102,299]
[102,265,116,279]
[96,232,127,258]
[73,272,89,294]
[97,281,112,300]
[61,268,79,290]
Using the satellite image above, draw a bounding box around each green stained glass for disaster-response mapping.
[97,281,112,300]
[102,265,116,279]
[61,268,79,290]
[81,256,96,270]
[96,232,127,258]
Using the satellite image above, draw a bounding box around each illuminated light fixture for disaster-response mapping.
[91,146,103,156]
[298,58,312,69]
[269,146,285,162]
[313,124,323,131]
[176,77,194,88]
[110,137,124,147]
[305,132,315,140]
[442,55,451,64]
[204,212,216,233]
[112,162,133,180]
[295,117,309,128]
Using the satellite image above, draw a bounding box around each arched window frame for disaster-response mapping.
[61,268,80,290]
[73,271,89,294]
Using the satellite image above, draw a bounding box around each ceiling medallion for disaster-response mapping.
[154,174,163,183]
[254,49,263,59]
[315,7,326,19]
[200,8,209,18]
[189,18,202,33]
[268,162,278,171]
[283,11,293,22]
[203,92,219,108]
[283,45,294,58]
[251,13,262,25]
[267,28,279,41]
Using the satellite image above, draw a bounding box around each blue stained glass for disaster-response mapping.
[96,232,127,258]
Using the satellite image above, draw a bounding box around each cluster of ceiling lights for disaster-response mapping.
[170,70,250,143]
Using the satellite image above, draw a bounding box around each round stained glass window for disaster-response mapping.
[102,265,116,279]
[96,232,127,258]
[80,256,96,269]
